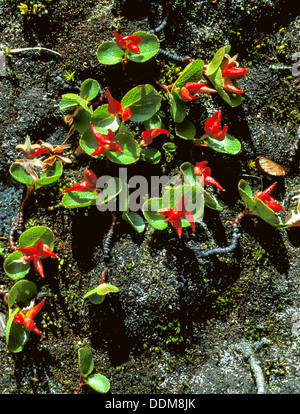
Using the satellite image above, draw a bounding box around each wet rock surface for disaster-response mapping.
[0,0,299,395]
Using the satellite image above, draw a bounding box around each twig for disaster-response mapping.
[148,17,168,34]
[234,338,270,394]
[158,48,192,64]
[1,47,61,57]
[103,212,118,262]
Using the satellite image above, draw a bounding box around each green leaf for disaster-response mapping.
[74,108,92,134]
[122,211,145,233]
[142,197,168,230]
[238,179,256,211]
[97,40,125,65]
[7,280,37,308]
[140,147,161,164]
[162,142,177,153]
[175,119,196,140]
[128,31,159,63]
[19,226,55,249]
[204,190,223,211]
[80,79,100,101]
[144,114,162,130]
[172,59,205,90]
[253,198,284,227]
[169,91,187,123]
[105,133,140,164]
[180,162,197,186]
[59,96,78,111]
[3,250,31,280]
[84,290,106,305]
[9,163,35,188]
[78,348,94,376]
[121,84,161,123]
[85,373,110,394]
[208,67,242,107]
[96,283,119,296]
[96,177,122,207]
[203,134,241,155]
[62,191,98,209]
[6,307,30,353]
[34,161,63,188]
[60,93,93,114]
[91,105,121,134]
[80,128,105,159]
[206,44,231,76]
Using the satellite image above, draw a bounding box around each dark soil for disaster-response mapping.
[0,0,299,395]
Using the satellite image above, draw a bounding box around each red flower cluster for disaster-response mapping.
[64,169,98,193]
[17,240,57,278]
[254,183,285,212]
[114,31,142,54]
[221,54,248,94]
[140,128,170,146]
[158,195,195,238]
[90,124,123,157]
[106,89,131,122]
[194,161,225,192]
[14,299,45,335]
[180,82,216,102]
[203,110,228,141]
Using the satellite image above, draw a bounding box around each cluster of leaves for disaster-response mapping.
[2,20,297,395]
[76,348,110,394]
[4,226,56,352]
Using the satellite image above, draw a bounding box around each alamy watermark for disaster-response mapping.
[95,168,205,222]
[0,52,6,76]
[292,52,300,77]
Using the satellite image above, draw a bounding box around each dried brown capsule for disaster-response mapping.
[255,156,288,177]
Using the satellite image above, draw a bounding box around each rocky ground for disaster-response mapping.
[0,0,299,394]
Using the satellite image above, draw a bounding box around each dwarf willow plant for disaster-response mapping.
[5,280,42,353]
[237,179,286,227]
[76,348,110,394]
[4,226,57,280]
[97,30,160,65]
[60,83,163,165]
[83,282,119,305]
[9,136,68,190]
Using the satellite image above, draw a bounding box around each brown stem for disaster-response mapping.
[100,270,107,284]
[74,375,85,394]
[0,289,9,303]
[153,78,172,92]
[230,208,249,227]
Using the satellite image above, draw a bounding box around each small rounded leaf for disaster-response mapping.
[80,79,100,101]
[121,84,161,123]
[97,41,124,65]
[6,308,30,353]
[3,250,31,280]
[175,119,196,140]
[7,280,37,308]
[19,226,55,250]
[85,373,110,394]
[62,191,98,209]
[105,133,140,165]
[127,31,160,63]
[203,134,241,155]
[96,283,119,296]
[78,348,94,376]
[122,212,145,233]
